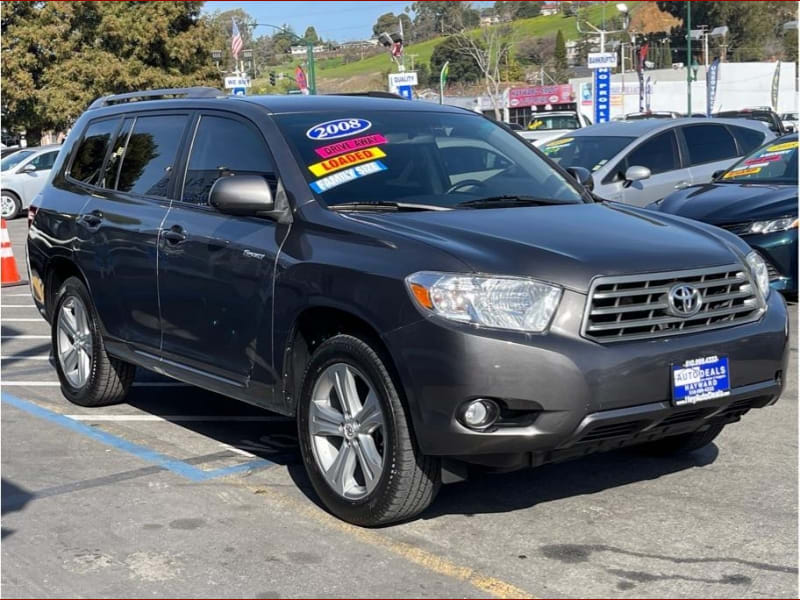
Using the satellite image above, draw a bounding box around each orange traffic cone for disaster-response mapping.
[1,218,27,288]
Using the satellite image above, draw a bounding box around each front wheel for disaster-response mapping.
[1,191,21,219]
[297,334,440,526]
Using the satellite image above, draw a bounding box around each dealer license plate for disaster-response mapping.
[671,355,731,406]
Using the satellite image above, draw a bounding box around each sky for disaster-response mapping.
[202,1,492,42]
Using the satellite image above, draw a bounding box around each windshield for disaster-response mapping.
[1,150,34,172]
[720,137,798,184]
[274,111,585,208]
[781,113,798,120]
[540,135,635,172]
[526,114,580,131]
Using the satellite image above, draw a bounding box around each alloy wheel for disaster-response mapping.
[56,296,93,388]
[1,195,16,218]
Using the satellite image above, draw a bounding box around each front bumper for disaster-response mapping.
[744,229,798,295]
[384,289,789,458]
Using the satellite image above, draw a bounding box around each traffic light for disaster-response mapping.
[269,72,276,86]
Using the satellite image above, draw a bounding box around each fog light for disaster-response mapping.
[459,399,499,430]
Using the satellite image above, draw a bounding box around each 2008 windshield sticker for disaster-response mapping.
[306,118,372,140]
[314,134,388,158]
[308,146,386,177]
[310,161,387,193]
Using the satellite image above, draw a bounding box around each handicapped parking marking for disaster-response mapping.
[2,393,276,481]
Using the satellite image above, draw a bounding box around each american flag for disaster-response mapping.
[231,19,243,60]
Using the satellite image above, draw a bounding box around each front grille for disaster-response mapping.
[582,264,765,343]
[578,420,645,443]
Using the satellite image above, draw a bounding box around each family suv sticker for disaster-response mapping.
[308,146,386,177]
[306,118,372,141]
[314,134,388,158]
[310,160,387,193]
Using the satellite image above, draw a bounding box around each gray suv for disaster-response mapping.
[27,89,789,526]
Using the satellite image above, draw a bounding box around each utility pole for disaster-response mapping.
[686,0,692,114]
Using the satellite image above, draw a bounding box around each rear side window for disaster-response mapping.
[102,118,134,189]
[682,124,738,164]
[70,119,119,184]
[731,126,766,155]
[624,130,680,174]
[117,115,188,198]
[182,115,275,205]
[29,150,58,171]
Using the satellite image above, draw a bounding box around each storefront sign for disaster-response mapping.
[508,84,573,108]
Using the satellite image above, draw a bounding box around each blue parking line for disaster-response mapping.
[1,393,275,481]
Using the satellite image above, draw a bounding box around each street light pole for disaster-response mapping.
[252,22,316,94]
[686,0,692,114]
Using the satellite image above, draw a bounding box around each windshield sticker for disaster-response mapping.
[314,134,388,159]
[745,154,782,166]
[723,166,762,179]
[308,146,387,177]
[544,137,573,148]
[766,141,798,152]
[306,118,372,141]
[310,160,387,193]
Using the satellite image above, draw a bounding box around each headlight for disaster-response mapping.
[405,272,562,333]
[745,251,770,299]
[748,217,798,235]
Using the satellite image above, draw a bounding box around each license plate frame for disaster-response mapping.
[671,355,731,407]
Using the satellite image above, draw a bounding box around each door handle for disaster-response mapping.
[79,210,103,229]
[162,225,187,245]
[674,181,690,190]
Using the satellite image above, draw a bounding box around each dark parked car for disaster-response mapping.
[28,89,789,526]
[651,134,798,295]
[714,108,787,135]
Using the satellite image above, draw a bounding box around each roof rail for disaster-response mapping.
[89,87,223,109]
[327,91,404,100]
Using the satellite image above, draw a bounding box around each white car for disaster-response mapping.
[780,112,798,133]
[517,111,592,147]
[1,145,61,218]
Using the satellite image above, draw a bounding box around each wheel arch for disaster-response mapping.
[44,256,91,322]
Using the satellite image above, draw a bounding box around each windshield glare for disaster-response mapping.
[720,137,798,184]
[541,135,635,172]
[1,150,34,172]
[274,111,584,209]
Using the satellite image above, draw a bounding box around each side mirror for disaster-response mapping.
[712,169,726,180]
[624,165,651,184]
[209,175,274,217]
[21,163,36,173]
[566,166,594,192]
[785,124,795,133]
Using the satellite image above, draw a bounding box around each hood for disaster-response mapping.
[351,203,744,293]
[657,182,798,224]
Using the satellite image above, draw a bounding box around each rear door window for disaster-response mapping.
[681,124,738,164]
[69,118,119,185]
[731,126,766,155]
[29,150,59,171]
[116,115,189,198]
[624,130,681,174]
[182,115,275,205]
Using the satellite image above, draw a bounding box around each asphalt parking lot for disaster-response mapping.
[1,216,797,598]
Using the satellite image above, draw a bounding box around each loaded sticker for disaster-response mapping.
[306,118,372,140]
[766,141,798,152]
[308,146,387,177]
[314,134,388,158]
[310,160,387,193]
[723,166,762,178]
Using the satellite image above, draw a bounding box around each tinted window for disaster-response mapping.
[625,130,680,174]
[117,115,188,197]
[542,136,635,172]
[102,118,134,189]
[731,126,766,155]
[70,119,118,184]
[1,150,34,172]
[682,124,738,164]
[721,137,798,184]
[30,150,58,171]
[182,115,274,204]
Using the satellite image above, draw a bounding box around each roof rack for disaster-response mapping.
[89,87,223,109]
[327,91,404,100]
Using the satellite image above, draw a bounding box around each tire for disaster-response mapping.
[52,276,135,407]
[636,423,725,456]
[1,191,21,220]
[297,334,440,526]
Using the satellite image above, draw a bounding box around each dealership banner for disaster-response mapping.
[706,58,720,116]
[509,84,573,107]
[593,68,611,123]
[771,61,780,112]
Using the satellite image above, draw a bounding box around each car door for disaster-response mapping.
[157,111,283,391]
[73,112,191,353]
[608,128,688,207]
[679,123,742,186]
[20,150,59,203]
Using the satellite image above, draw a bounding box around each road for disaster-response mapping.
[1,216,797,598]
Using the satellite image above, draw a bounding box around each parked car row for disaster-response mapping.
[1,144,62,218]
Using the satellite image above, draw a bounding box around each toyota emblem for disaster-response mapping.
[667,284,702,317]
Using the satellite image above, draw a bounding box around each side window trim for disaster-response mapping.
[109,118,135,191]
[65,116,122,189]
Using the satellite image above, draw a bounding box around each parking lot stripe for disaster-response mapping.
[2,393,275,481]
[1,381,190,387]
[1,318,44,322]
[1,355,50,360]
[1,293,31,296]
[1,304,36,307]
[1,335,49,339]
[65,414,291,422]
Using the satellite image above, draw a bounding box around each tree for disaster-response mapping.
[430,36,482,86]
[553,29,568,81]
[373,12,412,40]
[303,26,319,44]
[206,8,257,69]
[495,1,543,20]
[412,1,474,38]
[1,1,217,143]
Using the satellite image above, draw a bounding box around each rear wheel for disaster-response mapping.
[297,334,440,526]
[636,423,725,455]
[1,191,21,219]
[52,277,135,407]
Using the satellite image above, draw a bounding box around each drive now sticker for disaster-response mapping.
[314,134,388,159]
[308,146,386,177]
[310,160,387,193]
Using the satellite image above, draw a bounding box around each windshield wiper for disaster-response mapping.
[329,201,450,212]
[455,195,569,208]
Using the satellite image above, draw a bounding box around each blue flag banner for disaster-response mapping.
[593,68,610,123]
[706,58,720,116]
